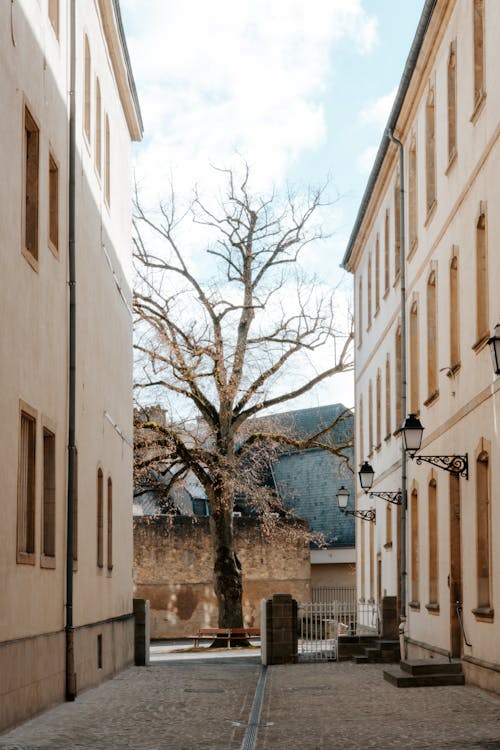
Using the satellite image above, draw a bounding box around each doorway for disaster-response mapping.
[449,473,463,657]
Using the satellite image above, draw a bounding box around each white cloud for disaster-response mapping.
[122,0,378,202]
[360,87,397,128]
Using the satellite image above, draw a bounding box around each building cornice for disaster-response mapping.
[98,0,143,141]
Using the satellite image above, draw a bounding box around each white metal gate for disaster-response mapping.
[298,588,380,662]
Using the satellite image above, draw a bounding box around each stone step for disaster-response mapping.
[383,666,465,688]
[400,659,463,676]
[352,654,369,664]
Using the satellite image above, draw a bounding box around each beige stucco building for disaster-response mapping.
[0,0,142,731]
[343,0,500,692]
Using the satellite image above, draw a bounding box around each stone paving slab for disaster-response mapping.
[3,658,500,749]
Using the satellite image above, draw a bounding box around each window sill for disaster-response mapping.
[48,238,60,260]
[383,542,393,549]
[472,607,494,622]
[425,602,440,615]
[17,550,36,565]
[424,199,437,228]
[383,287,390,300]
[375,443,382,452]
[472,333,489,354]
[407,238,418,262]
[445,149,457,175]
[374,306,380,318]
[424,390,439,407]
[21,246,39,272]
[409,601,421,611]
[40,554,56,569]
[470,91,486,124]
[384,433,392,443]
[446,362,461,378]
[393,272,401,289]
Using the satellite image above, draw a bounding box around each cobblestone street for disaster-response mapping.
[3,652,500,750]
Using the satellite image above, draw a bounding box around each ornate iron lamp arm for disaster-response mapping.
[340,508,376,523]
[368,491,402,505]
[413,454,468,479]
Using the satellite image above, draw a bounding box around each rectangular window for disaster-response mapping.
[18,407,36,563]
[107,477,113,571]
[97,468,104,568]
[49,153,59,252]
[95,79,102,176]
[410,489,420,606]
[42,428,56,563]
[48,0,59,38]
[105,114,111,206]
[427,479,438,607]
[24,107,39,264]
[84,36,91,142]
[73,447,78,565]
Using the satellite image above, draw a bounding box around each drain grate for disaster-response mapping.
[184,687,225,693]
[288,685,332,693]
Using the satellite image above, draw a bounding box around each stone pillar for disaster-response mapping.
[262,593,297,665]
[133,598,150,666]
[380,595,398,639]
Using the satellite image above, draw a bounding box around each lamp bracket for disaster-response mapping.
[368,491,402,505]
[341,508,376,522]
[412,453,468,479]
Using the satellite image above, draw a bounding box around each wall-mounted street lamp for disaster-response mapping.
[336,485,376,522]
[488,323,500,375]
[402,413,468,479]
[357,461,402,505]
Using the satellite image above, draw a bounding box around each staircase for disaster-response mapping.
[383,659,465,687]
[337,635,400,664]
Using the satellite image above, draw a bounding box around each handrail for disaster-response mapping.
[456,603,472,647]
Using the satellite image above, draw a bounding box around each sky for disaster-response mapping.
[121,0,425,412]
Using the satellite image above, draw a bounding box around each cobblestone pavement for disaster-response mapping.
[3,656,500,750]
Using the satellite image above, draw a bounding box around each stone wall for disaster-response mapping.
[133,516,311,638]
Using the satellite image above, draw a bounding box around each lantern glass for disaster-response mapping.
[402,413,424,455]
[358,461,375,491]
[336,486,349,510]
[488,323,500,376]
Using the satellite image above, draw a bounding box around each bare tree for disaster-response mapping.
[133,165,353,634]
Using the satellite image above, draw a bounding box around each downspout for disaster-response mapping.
[388,130,408,658]
[66,0,77,701]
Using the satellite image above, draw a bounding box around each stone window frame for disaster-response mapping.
[471,0,486,123]
[22,103,40,271]
[447,38,458,170]
[449,248,461,374]
[473,203,489,351]
[97,466,104,569]
[426,472,439,612]
[473,438,493,620]
[425,83,437,222]
[409,296,420,415]
[17,401,37,565]
[409,481,420,610]
[424,265,439,407]
[40,418,57,569]
[84,34,92,146]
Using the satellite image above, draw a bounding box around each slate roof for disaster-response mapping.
[268,404,355,548]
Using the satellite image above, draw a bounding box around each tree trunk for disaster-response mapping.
[209,501,250,646]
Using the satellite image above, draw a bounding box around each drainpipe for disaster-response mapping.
[387,129,408,659]
[66,0,77,701]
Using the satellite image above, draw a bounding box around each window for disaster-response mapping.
[473,0,485,110]
[427,477,438,608]
[42,428,56,563]
[367,254,372,329]
[107,477,113,571]
[97,468,104,568]
[410,300,419,414]
[369,519,375,601]
[384,210,390,294]
[408,135,417,250]
[105,114,111,206]
[375,235,380,313]
[358,395,364,464]
[17,406,36,563]
[95,78,102,176]
[48,0,59,38]
[376,368,381,449]
[449,251,460,369]
[448,40,457,163]
[394,173,401,280]
[385,503,392,547]
[475,446,491,613]
[395,325,402,430]
[385,354,391,440]
[426,270,438,403]
[410,487,420,606]
[24,106,39,264]
[73,447,78,564]
[84,36,91,143]
[358,278,363,347]
[49,153,59,252]
[475,207,489,346]
[425,87,436,215]
[368,380,373,457]
[360,522,366,601]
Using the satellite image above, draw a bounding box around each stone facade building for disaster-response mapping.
[343,0,500,693]
[0,0,141,731]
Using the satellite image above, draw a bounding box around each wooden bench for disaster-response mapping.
[192,627,260,648]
